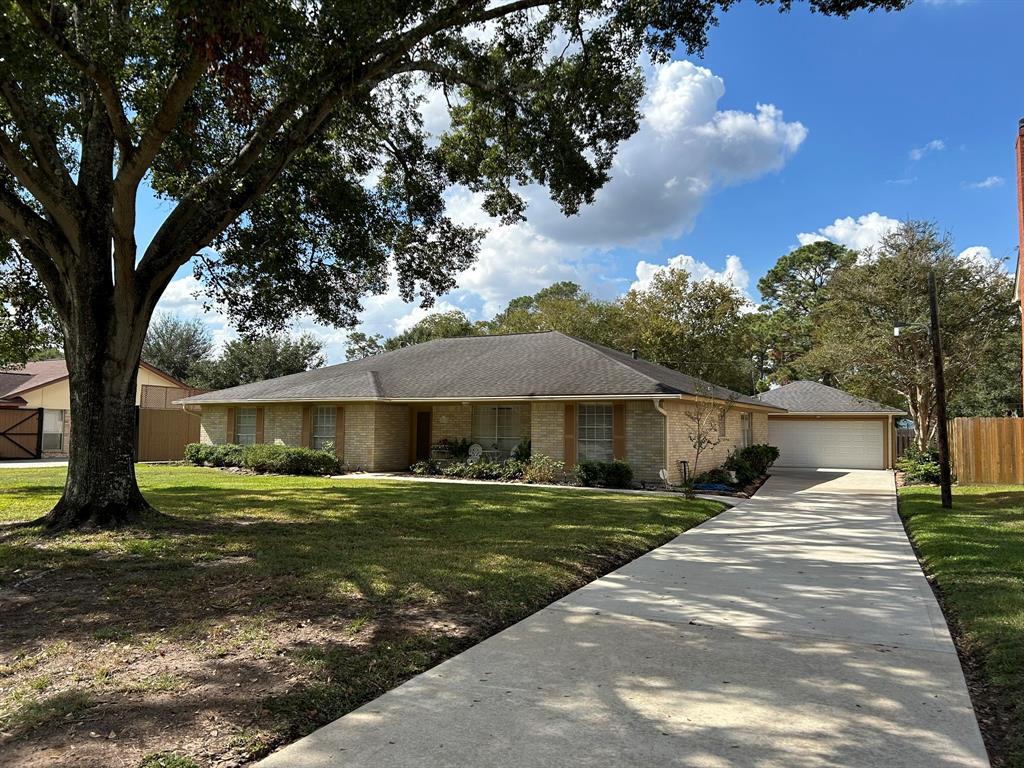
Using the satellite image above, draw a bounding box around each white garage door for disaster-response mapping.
[768,419,885,469]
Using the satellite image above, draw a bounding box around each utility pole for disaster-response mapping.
[928,270,953,509]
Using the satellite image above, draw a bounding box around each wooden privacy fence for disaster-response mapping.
[894,428,916,460]
[949,417,1024,485]
[136,408,200,462]
[140,384,204,410]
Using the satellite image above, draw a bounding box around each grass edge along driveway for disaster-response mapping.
[0,465,721,768]
[899,485,1024,768]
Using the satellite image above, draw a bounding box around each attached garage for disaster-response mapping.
[758,381,906,470]
[768,417,886,469]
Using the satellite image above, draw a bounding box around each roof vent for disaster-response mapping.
[631,348,639,360]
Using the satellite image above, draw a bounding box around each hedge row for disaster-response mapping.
[184,442,341,476]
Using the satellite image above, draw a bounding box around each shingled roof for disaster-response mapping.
[757,380,905,414]
[179,331,780,408]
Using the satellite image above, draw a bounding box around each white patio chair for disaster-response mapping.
[467,443,484,463]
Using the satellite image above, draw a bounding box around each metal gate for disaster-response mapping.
[0,408,42,459]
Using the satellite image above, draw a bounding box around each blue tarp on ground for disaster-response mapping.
[692,482,735,492]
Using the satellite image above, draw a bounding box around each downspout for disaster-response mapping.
[653,398,670,482]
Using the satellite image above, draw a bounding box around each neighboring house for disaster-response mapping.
[179,331,784,484]
[0,359,190,459]
[758,380,906,470]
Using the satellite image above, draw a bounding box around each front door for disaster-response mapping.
[415,410,432,461]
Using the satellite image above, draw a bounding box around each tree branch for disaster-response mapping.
[0,184,66,267]
[0,80,78,203]
[0,129,79,240]
[116,53,209,188]
[14,0,134,155]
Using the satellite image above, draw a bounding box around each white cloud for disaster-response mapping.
[526,60,806,245]
[797,212,900,252]
[965,175,1004,190]
[630,253,750,297]
[957,245,999,269]
[908,139,945,161]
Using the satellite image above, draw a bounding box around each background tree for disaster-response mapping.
[754,241,856,385]
[191,333,324,391]
[0,0,907,527]
[619,268,752,392]
[142,313,213,383]
[385,310,479,349]
[344,331,385,361]
[484,282,622,344]
[809,220,1016,449]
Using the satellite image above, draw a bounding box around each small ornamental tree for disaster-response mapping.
[685,388,734,479]
[0,0,905,529]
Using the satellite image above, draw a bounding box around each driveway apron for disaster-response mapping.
[259,468,989,768]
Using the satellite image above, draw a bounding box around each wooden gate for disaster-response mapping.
[0,408,42,460]
[136,408,200,462]
[949,417,1024,485]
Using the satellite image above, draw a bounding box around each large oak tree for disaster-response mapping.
[0,0,905,528]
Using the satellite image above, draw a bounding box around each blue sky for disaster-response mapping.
[152,0,1024,362]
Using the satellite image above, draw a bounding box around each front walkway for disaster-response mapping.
[259,468,988,768]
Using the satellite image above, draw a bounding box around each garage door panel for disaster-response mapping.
[768,419,884,470]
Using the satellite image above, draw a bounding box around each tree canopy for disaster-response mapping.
[142,313,213,382]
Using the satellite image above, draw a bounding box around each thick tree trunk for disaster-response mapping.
[43,352,153,529]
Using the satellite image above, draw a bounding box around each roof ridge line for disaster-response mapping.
[569,336,678,394]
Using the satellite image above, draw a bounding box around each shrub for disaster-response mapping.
[896,445,942,484]
[241,444,341,475]
[575,460,634,489]
[722,444,779,485]
[183,442,246,468]
[447,438,472,461]
[522,454,565,484]
[511,438,532,462]
[440,460,504,480]
[723,450,757,486]
[692,468,734,486]
[499,459,528,481]
[410,459,441,475]
[741,444,780,474]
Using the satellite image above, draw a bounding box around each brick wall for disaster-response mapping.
[431,403,472,442]
[343,403,375,470]
[530,401,565,461]
[665,402,765,483]
[264,405,303,447]
[625,400,665,484]
[373,403,410,470]
[200,406,227,445]
[752,412,769,445]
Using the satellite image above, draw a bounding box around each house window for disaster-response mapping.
[577,403,613,462]
[235,407,257,445]
[471,405,521,454]
[740,412,754,448]
[312,406,336,451]
[42,409,65,451]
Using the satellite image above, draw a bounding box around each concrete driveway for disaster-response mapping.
[259,468,989,768]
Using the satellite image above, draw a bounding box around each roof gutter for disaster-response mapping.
[768,410,907,417]
[175,393,693,406]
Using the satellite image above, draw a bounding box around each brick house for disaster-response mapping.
[179,332,781,483]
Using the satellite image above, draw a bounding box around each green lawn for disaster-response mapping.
[0,465,719,768]
[899,485,1024,767]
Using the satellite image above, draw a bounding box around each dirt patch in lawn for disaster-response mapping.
[0,564,483,768]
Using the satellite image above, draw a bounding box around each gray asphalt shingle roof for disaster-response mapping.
[179,331,777,408]
[757,380,905,414]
